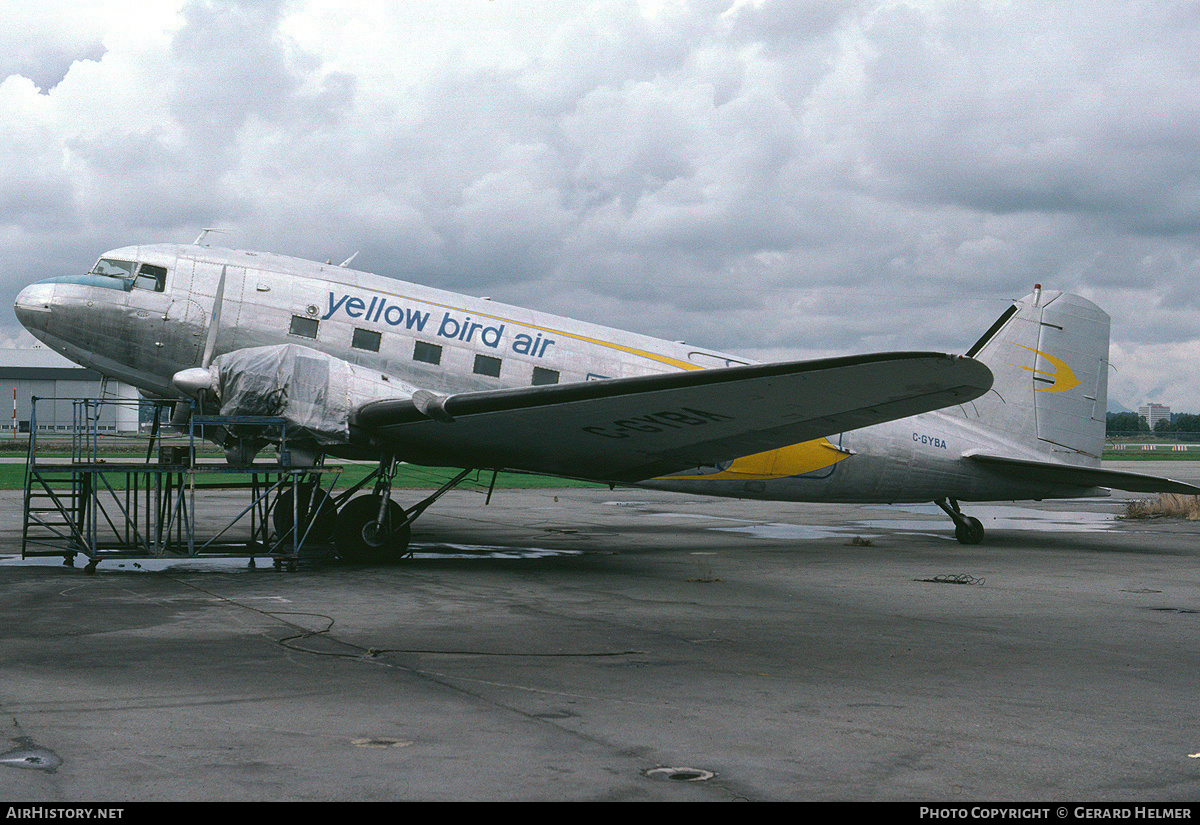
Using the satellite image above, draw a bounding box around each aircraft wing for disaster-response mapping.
[965,453,1200,494]
[356,352,992,483]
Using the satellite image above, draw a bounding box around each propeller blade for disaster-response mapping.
[201,265,227,368]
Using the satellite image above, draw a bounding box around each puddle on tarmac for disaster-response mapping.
[0,543,581,572]
[646,510,865,540]
[865,502,1117,534]
[0,555,255,573]
[642,501,1120,541]
[0,502,1126,571]
[406,543,581,560]
[0,738,62,773]
[713,522,860,541]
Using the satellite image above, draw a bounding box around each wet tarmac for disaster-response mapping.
[2,462,1200,802]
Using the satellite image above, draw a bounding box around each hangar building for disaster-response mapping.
[0,348,139,437]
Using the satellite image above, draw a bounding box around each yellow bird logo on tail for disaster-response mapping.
[1011,344,1081,393]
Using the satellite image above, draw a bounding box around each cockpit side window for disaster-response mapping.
[133,264,167,292]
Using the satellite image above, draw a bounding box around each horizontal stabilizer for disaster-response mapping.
[966,453,1200,495]
[357,352,992,483]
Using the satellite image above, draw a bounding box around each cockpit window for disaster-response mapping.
[92,258,136,279]
[89,258,167,292]
[133,264,167,292]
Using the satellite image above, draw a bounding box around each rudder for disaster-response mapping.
[963,286,1109,463]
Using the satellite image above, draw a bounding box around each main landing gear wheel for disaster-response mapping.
[334,494,411,564]
[273,484,338,545]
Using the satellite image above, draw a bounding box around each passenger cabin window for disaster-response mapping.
[413,341,442,365]
[133,264,167,292]
[474,354,502,378]
[532,367,559,386]
[352,328,382,352]
[289,315,319,339]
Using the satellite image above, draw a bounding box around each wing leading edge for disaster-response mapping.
[357,352,993,483]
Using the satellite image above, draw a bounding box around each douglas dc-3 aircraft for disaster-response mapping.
[14,241,1200,560]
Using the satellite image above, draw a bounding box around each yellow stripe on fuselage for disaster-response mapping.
[660,438,853,481]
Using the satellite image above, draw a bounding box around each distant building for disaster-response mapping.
[1139,402,1172,430]
[0,348,138,436]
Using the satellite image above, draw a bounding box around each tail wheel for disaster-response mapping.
[937,499,986,545]
[334,494,411,564]
[955,516,985,545]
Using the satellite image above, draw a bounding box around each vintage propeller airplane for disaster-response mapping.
[14,240,1199,560]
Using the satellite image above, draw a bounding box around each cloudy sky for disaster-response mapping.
[2,0,1199,411]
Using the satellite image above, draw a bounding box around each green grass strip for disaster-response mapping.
[4,461,601,492]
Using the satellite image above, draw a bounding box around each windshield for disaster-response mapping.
[91,258,136,280]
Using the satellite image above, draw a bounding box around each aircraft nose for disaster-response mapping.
[14,282,55,332]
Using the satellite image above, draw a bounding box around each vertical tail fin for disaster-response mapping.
[963,287,1110,463]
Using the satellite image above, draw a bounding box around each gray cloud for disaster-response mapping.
[3,0,1200,410]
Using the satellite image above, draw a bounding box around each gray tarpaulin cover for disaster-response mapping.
[211,344,402,444]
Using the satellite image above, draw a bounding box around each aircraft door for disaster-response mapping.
[117,256,198,372]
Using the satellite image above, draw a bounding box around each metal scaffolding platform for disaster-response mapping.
[21,397,356,572]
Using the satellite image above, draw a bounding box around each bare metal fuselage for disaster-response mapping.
[15,243,1098,505]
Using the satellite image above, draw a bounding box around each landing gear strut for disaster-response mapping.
[333,460,475,564]
[936,497,985,545]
